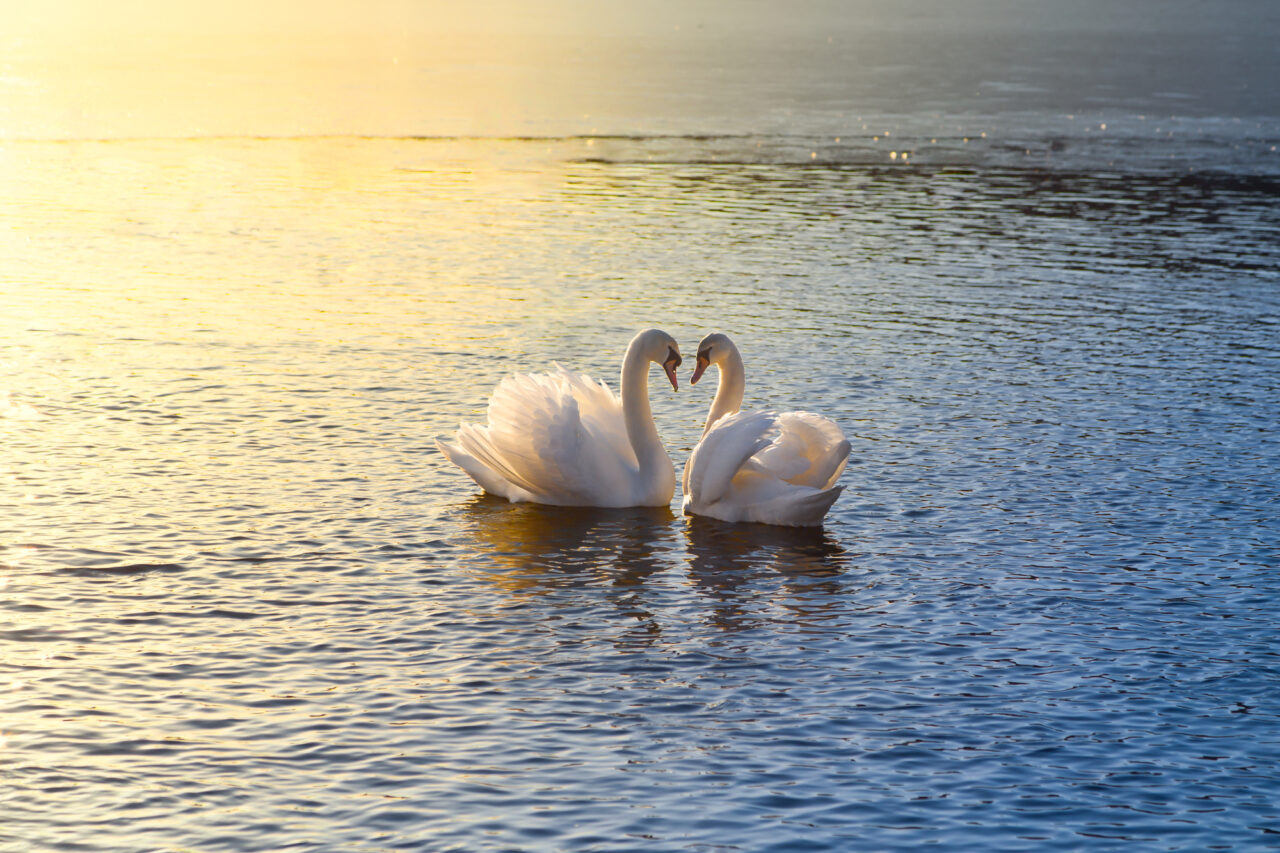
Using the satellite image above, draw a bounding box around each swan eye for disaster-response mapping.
[665,346,682,368]
[697,348,711,364]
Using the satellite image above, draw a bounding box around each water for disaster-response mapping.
[4,4,1280,851]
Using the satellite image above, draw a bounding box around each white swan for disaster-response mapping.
[682,333,850,527]
[437,328,683,507]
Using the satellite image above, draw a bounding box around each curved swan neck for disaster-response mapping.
[703,343,745,436]
[621,337,670,474]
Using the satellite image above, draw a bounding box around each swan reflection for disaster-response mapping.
[448,496,856,637]
[684,516,851,632]
[450,495,678,593]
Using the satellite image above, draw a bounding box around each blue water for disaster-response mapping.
[4,3,1280,849]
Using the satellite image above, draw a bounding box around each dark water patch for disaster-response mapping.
[187,608,262,620]
[0,627,92,642]
[1,602,52,612]
[54,562,187,577]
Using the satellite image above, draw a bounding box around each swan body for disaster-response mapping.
[682,333,850,527]
[437,329,682,508]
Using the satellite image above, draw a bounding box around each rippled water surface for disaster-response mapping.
[3,129,1280,852]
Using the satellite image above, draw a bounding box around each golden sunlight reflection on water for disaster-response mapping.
[0,139,607,349]
[453,498,682,589]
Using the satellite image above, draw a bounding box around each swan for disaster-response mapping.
[436,328,683,507]
[682,333,850,527]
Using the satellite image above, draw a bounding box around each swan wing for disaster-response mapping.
[753,411,851,490]
[444,366,643,505]
[686,410,776,508]
[456,371,599,504]
[552,365,635,470]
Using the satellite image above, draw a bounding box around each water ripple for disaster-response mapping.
[1,137,1278,852]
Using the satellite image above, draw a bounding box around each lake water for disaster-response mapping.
[3,3,1280,850]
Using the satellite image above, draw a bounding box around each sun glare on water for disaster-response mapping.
[1,0,605,141]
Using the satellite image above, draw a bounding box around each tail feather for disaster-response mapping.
[755,484,844,527]
[451,426,547,501]
[435,436,524,500]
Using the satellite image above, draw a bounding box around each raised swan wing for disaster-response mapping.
[442,367,643,505]
[684,410,776,508]
[753,411,851,490]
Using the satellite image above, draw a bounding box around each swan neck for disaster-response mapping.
[621,344,669,474]
[704,347,745,436]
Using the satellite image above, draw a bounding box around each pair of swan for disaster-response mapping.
[436,329,850,527]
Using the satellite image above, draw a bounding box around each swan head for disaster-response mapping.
[663,345,683,390]
[632,328,683,391]
[690,332,735,385]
